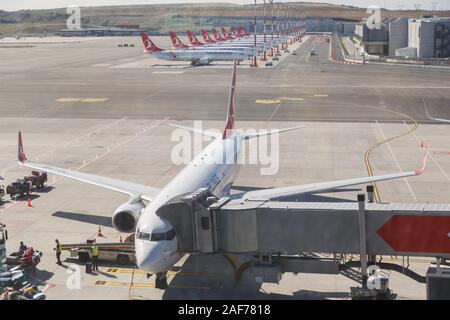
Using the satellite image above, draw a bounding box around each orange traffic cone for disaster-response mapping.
[97,226,104,238]
[27,193,32,208]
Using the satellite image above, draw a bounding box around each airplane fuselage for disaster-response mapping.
[148,50,247,64]
[135,133,242,274]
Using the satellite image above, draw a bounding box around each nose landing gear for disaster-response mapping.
[155,272,168,289]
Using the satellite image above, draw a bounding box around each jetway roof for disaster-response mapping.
[222,200,450,213]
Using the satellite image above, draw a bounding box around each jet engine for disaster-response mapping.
[112,195,145,233]
[198,57,210,65]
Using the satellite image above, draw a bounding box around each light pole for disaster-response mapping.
[251,0,258,67]
[270,0,274,57]
[262,0,267,61]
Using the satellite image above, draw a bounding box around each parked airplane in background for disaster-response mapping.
[198,29,266,52]
[169,32,254,57]
[17,60,428,287]
[140,32,247,65]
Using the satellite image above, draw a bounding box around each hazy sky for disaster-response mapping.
[1,0,449,11]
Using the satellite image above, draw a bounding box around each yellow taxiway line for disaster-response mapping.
[105,267,214,277]
[94,280,210,290]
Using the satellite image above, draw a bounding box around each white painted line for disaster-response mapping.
[423,99,450,123]
[403,121,450,181]
[375,120,417,201]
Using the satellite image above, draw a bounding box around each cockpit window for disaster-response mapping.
[150,228,176,241]
[137,232,151,240]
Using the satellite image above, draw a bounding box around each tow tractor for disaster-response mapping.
[24,171,47,189]
[62,239,136,266]
[0,185,5,202]
[6,179,32,199]
[0,223,7,264]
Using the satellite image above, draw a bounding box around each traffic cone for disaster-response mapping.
[27,193,32,207]
[119,235,123,243]
[97,226,104,238]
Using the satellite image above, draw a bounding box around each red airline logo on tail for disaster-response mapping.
[140,32,163,52]
[239,26,249,36]
[211,28,224,41]
[200,29,215,43]
[187,30,204,46]
[169,31,189,48]
[231,26,239,37]
[221,27,231,39]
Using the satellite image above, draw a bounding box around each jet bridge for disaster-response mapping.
[156,188,450,299]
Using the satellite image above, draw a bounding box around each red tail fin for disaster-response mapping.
[211,28,223,41]
[221,27,230,39]
[222,60,237,140]
[140,32,163,52]
[18,131,27,163]
[187,30,204,46]
[169,31,188,48]
[200,29,214,43]
[231,26,239,37]
[239,26,249,36]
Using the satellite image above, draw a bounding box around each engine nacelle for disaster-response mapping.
[198,57,210,65]
[112,196,145,233]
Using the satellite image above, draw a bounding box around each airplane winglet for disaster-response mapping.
[18,131,27,164]
[415,142,429,175]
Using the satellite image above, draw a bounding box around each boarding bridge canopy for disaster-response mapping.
[156,189,450,259]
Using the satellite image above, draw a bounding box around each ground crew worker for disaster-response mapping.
[91,241,99,271]
[18,241,27,256]
[54,239,62,265]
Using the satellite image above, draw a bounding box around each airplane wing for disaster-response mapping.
[168,123,221,139]
[17,132,160,202]
[243,145,429,201]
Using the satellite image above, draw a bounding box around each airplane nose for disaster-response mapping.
[135,239,170,274]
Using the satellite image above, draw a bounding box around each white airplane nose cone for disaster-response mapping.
[447,232,450,239]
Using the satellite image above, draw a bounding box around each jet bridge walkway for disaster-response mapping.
[156,188,450,299]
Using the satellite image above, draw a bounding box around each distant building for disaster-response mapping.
[407,17,450,58]
[354,20,389,55]
[60,26,153,37]
[388,18,409,56]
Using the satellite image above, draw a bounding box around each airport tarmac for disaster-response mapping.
[0,35,449,300]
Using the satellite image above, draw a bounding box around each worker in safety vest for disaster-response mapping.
[91,241,99,271]
[54,239,62,265]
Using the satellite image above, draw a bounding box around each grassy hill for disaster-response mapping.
[1,2,449,36]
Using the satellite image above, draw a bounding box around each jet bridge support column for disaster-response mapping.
[358,194,368,285]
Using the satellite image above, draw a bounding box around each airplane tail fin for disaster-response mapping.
[18,131,27,163]
[231,26,239,37]
[187,30,204,46]
[211,28,222,41]
[221,27,230,39]
[169,31,188,48]
[222,60,237,139]
[239,26,249,36]
[140,32,163,52]
[200,29,213,42]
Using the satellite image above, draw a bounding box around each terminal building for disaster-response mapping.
[60,26,155,37]
[354,16,450,58]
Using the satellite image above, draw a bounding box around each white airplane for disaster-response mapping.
[169,32,255,57]
[141,32,247,65]
[17,60,428,286]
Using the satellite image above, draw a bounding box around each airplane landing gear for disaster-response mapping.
[155,272,168,289]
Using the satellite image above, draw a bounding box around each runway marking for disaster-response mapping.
[403,121,450,181]
[12,82,450,89]
[92,64,112,67]
[275,97,305,101]
[375,121,417,201]
[152,71,185,74]
[55,98,109,103]
[255,99,281,104]
[93,280,210,290]
[105,267,214,277]
[313,94,328,97]
[423,98,450,123]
